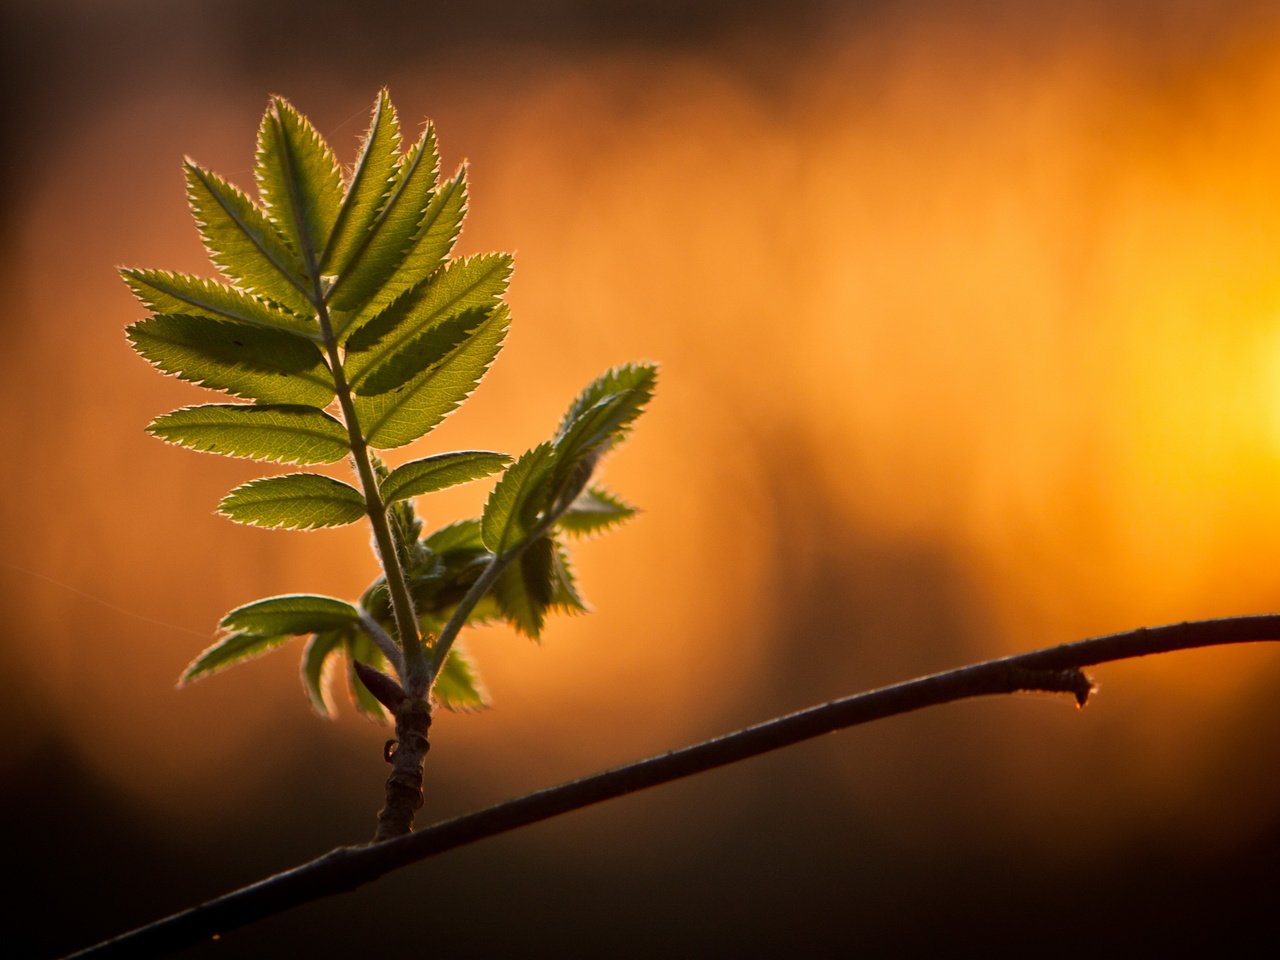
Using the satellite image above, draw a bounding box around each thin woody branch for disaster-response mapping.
[64,613,1280,960]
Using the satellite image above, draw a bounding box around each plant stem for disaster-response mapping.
[311,287,432,841]
[314,301,424,692]
[63,613,1280,959]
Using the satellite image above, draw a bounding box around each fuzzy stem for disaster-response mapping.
[63,613,1280,959]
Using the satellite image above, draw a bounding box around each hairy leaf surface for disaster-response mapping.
[322,91,401,276]
[256,97,344,272]
[220,594,361,636]
[148,404,350,464]
[185,160,312,315]
[121,268,317,337]
[380,451,511,504]
[126,314,334,406]
[181,631,291,684]
[219,473,365,529]
[353,304,510,449]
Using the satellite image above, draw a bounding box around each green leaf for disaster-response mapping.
[548,538,588,613]
[255,97,345,272]
[126,314,335,406]
[355,306,490,397]
[353,304,510,449]
[556,363,657,456]
[557,486,637,538]
[301,630,346,716]
[219,473,365,529]
[494,535,557,638]
[546,363,658,505]
[432,641,488,711]
[322,90,402,276]
[557,363,659,437]
[220,594,361,636]
[185,160,313,315]
[423,518,485,554]
[352,165,469,327]
[380,451,512,504]
[328,123,440,318]
[121,268,318,337]
[148,404,350,465]
[180,631,291,684]
[344,253,513,373]
[346,631,389,722]
[481,443,556,553]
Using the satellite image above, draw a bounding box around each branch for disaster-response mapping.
[64,614,1280,959]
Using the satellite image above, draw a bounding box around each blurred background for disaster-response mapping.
[5,0,1280,955]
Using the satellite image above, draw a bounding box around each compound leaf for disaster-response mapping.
[121,268,318,337]
[354,304,510,449]
[185,160,313,315]
[219,473,365,529]
[180,631,291,684]
[322,90,402,276]
[220,594,361,636]
[381,451,512,504]
[126,314,334,406]
[256,97,344,272]
[148,404,349,465]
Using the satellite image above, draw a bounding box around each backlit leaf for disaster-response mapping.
[344,253,513,374]
[301,630,346,716]
[353,304,510,449]
[126,314,334,406]
[557,486,637,537]
[180,631,291,684]
[328,124,440,318]
[423,518,486,554]
[185,160,313,315]
[355,307,489,398]
[322,90,402,276]
[481,442,556,553]
[148,404,349,465]
[121,268,318,337]
[219,473,365,529]
[432,641,488,711]
[380,451,511,504]
[220,594,361,636]
[350,164,469,326]
[493,535,556,638]
[255,97,344,272]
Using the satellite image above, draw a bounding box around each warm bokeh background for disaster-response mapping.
[5,0,1280,955]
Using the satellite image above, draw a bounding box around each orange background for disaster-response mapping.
[5,1,1280,955]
